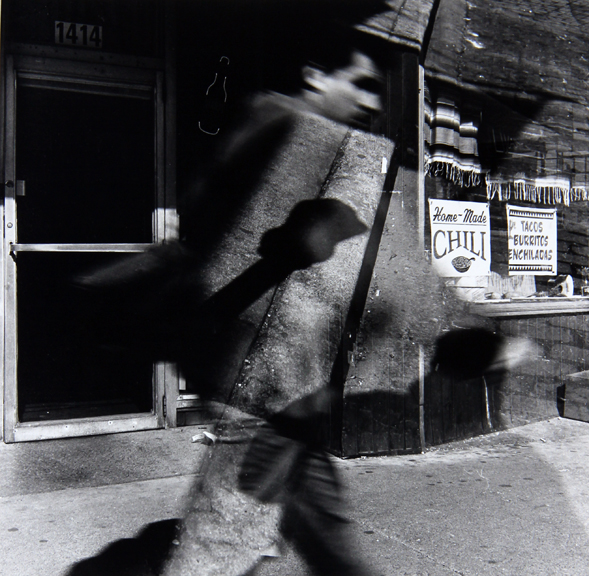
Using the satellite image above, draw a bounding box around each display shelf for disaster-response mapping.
[469,295,589,317]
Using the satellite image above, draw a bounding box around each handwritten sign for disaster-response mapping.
[506,205,556,275]
[429,199,490,277]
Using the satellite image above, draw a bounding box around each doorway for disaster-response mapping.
[3,56,174,441]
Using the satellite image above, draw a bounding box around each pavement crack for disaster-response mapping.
[476,468,490,490]
[361,524,468,575]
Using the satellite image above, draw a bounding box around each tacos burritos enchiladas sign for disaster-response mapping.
[506,205,557,275]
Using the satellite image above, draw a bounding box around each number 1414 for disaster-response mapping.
[55,22,102,49]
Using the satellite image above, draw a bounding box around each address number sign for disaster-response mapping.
[55,21,102,48]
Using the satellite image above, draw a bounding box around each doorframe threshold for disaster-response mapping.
[6,412,160,443]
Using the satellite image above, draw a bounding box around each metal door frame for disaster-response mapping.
[2,54,178,442]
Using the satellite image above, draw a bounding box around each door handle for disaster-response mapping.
[16,180,25,196]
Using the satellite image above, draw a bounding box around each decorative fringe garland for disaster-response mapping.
[427,159,589,206]
[423,78,589,206]
[571,187,589,202]
[425,160,482,188]
[486,180,589,207]
[486,180,569,205]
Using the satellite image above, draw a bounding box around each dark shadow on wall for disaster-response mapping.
[174,0,393,200]
[557,383,566,417]
[331,328,535,458]
[337,371,507,458]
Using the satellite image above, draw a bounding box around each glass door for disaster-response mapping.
[3,56,174,441]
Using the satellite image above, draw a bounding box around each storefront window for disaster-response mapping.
[423,74,589,314]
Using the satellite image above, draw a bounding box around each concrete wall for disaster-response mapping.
[182,110,349,407]
[186,106,393,424]
[232,129,394,417]
[332,182,576,456]
[335,185,481,456]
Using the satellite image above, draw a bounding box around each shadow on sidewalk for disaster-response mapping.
[65,519,181,576]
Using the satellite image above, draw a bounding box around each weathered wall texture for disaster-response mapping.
[338,189,479,457]
[235,130,394,417]
[498,314,584,427]
[187,111,349,406]
[336,186,581,456]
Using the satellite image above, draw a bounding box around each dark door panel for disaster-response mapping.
[15,84,155,245]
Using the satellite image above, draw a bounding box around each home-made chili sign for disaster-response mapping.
[429,199,490,277]
[506,205,556,275]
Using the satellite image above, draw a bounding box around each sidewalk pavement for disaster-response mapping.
[2,417,589,576]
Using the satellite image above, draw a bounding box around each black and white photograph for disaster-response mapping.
[1,1,589,575]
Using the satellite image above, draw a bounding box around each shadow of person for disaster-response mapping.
[65,519,182,576]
